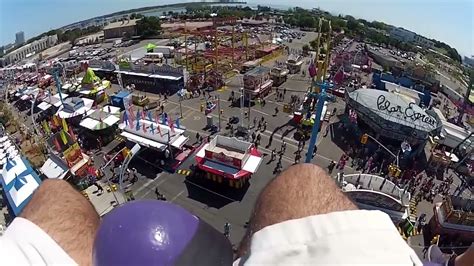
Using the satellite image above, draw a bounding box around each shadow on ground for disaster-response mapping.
[184,175,249,209]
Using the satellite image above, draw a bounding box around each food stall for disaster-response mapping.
[270,67,289,87]
[79,107,121,149]
[243,66,273,101]
[194,135,263,188]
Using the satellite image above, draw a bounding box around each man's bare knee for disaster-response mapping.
[239,164,357,256]
[20,179,99,265]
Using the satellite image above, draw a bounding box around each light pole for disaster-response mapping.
[304,82,334,163]
[118,143,141,203]
[217,95,221,131]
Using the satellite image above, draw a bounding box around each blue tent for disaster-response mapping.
[0,156,42,216]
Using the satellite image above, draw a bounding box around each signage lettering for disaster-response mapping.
[376,95,436,127]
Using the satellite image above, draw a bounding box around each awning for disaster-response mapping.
[80,118,100,130]
[242,155,263,174]
[70,153,90,175]
[102,105,121,115]
[171,135,189,149]
[37,101,52,111]
[121,131,166,150]
[40,157,69,179]
[0,156,42,216]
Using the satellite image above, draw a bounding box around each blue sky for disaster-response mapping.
[1,0,473,56]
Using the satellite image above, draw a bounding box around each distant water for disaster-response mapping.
[139,3,294,17]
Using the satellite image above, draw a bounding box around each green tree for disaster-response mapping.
[136,17,161,38]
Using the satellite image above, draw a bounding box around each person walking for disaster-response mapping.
[253,117,257,129]
[327,161,336,174]
[270,148,276,161]
[281,141,287,154]
[251,132,256,143]
[256,133,261,144]
[224,222,231,238]
[274,107,279,116]
[263,121,267,132]
[312,145,318,158]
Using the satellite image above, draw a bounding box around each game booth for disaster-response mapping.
[194,135,263,188]
[243,67,273,102]
[424,196,474,254]
[345,89,442,157]
[79,105,121,150]
[56,97,95,125]
[118,113,191,171]
[116,61,184,94]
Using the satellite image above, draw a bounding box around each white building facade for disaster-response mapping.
[2,34,58,65]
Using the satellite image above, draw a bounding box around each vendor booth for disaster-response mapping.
[110,90,131,109]
[79,108,121,149]
[56,97,94,124]
[40,153,70,179]
[194,135,263,188]
[118,118,190,170]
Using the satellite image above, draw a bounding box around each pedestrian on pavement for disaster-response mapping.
[256,133,261,144]
[253,117,257,128]
[323,124,330,137]
[257,120,262,131]
[263,121,267,132]
[295,153,301,164]
[93,182,104,194]
[160,105,164,113]
[270,148,276,161]
[262,99,266,107]
[283,88,287,95]
[281,141,286,154]
[251,132,256,142]
[195,132,201,143]
[224,222,231,238]
[312,145,318,158]
[274,107,279,116]
[327,161,336,174]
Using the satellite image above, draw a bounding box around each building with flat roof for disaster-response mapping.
[103,19,139,39]
[390,27,416,43]
[2,35,58,65]
[15,31,25,45]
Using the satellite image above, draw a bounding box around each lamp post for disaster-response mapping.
[118,143,141,203]
[304,82,334,163]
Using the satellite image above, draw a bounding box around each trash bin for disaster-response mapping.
[206,115,213,127]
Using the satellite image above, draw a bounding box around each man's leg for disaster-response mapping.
[20,179,100,266]
[237,164,357,257]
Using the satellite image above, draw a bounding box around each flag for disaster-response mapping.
[123,111,129,126]
[333,67,344,84]
[128,105,135,121]
[168,116,175,133]
[59,130,68,145]
[42,120,51,134]
[175,117,180,129]
[150,122,155,135]
[161,113,166,124]
[68,127,76,141]
[52,115,59,127]
[147,111,153,122]
[142,109,146,120]
[308,60,317,78]
[62,118,68,132]
[135,117,140,131]
[53,136,61,151]
[142,123,147,133]
[104,93,109,104]
[157,123,162,137]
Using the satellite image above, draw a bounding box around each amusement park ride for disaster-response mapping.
[176,17,273,92]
